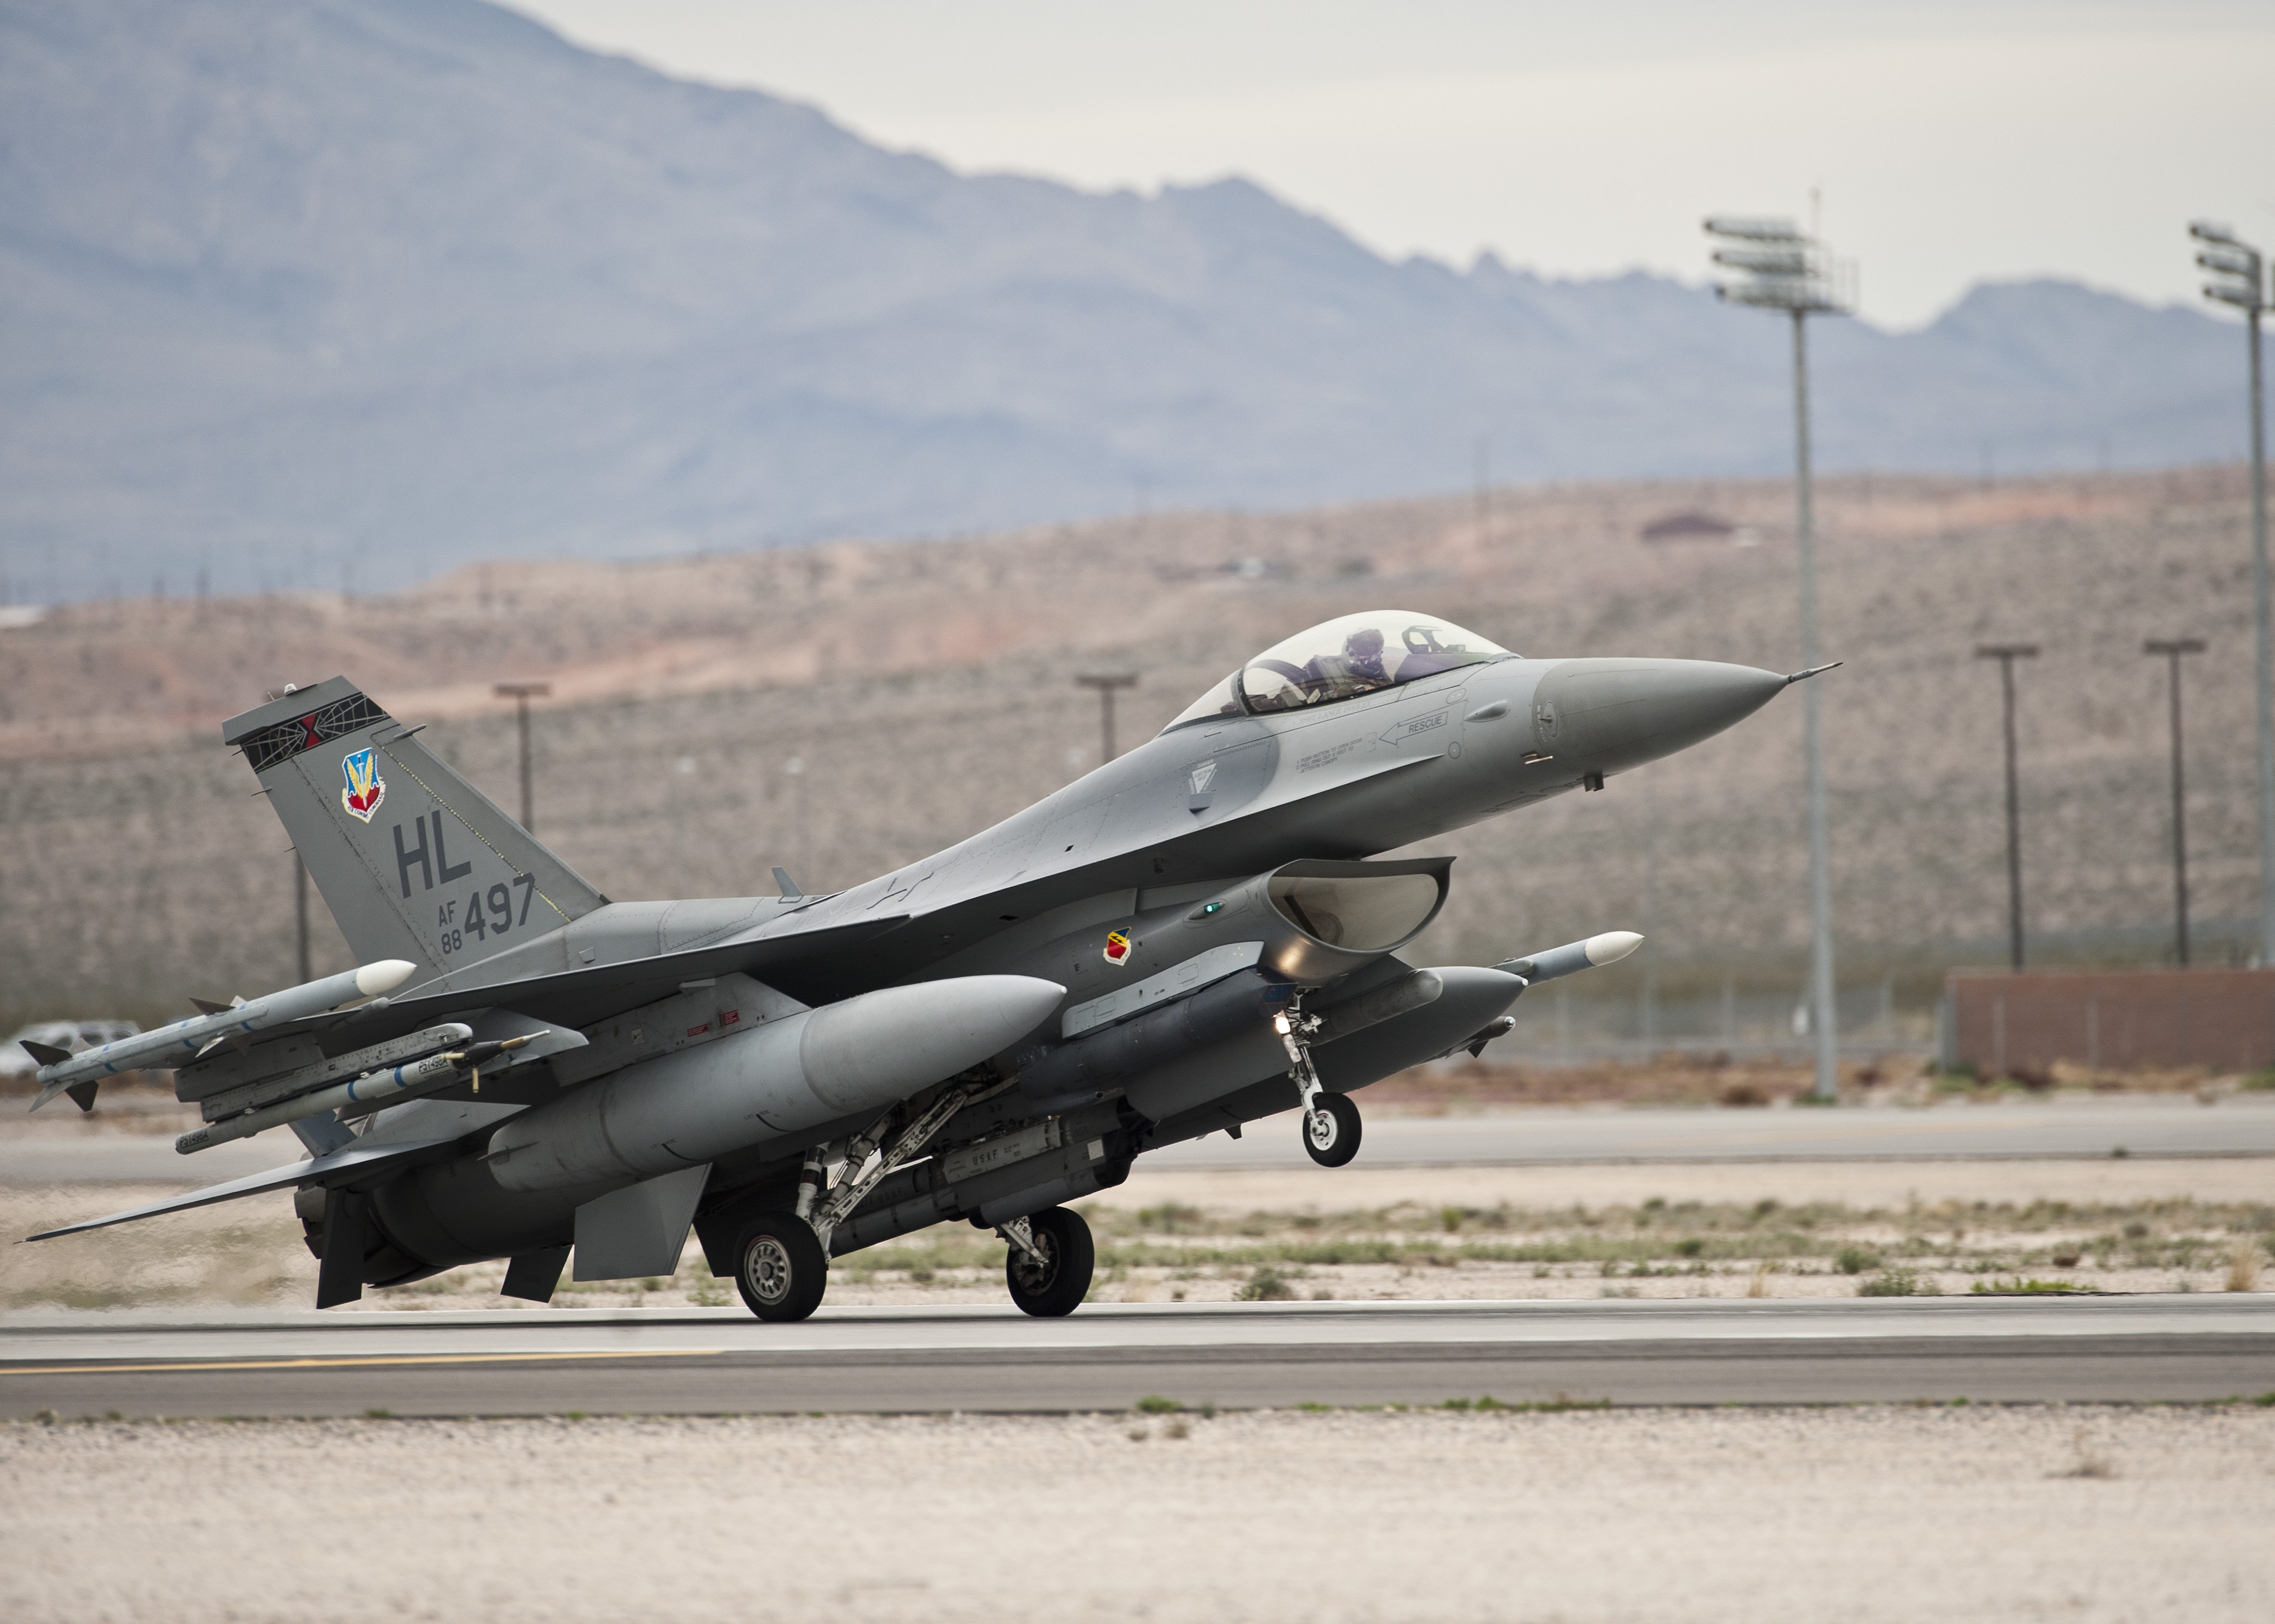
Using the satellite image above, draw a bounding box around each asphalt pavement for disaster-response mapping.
[8,1099,2274,1189]
[5,1295,2269,1416]
[1151,1099,2275,1167]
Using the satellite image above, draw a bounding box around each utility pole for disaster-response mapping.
[1975,644,2040,969]
[1474,437,1491,547]
[1706,214,1855,1100]
[783,755,809,884]
[2190,223,2270,962]
[1641,772,1660,1045]
[670,756,694,898]
[1076,672,1139,764]
[492,682,551,832]
[2146,639,2207,966]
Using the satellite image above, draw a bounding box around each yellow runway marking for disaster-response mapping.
[0,1349,724,1377]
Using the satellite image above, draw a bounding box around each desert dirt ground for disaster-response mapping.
[4,1406,2271,1624]
[7,1148,2270,1313]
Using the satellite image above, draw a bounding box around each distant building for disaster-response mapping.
[1640,511,1736,543]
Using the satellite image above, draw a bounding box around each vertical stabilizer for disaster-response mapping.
[222,678,608,974]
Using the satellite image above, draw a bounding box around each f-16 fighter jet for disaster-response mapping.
[27,610,1825,1321]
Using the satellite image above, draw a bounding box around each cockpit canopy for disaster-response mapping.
[1166,611,1513,730]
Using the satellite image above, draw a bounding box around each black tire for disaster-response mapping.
[1303,1092,1362,1167]
[734,1211,829,1323]
[1005,1206,1095,1318]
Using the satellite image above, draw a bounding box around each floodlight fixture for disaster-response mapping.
[2191,222,2266,314]
[1703,216,1855,316]
[2188,220,2270,960]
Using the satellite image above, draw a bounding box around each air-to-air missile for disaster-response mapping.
[22,960,420,1112]
[173,1025,550,1154]
[1495,931,1645,985]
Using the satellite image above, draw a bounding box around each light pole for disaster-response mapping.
[670,756,694,899]
[1705,214,1855,1100]
[2145,639,2208,966]
[1975,644,2040,970]
[1076,672,1139,764]
[783,755,809,885]
[2190,222,2270,962]
[492,681,551,832]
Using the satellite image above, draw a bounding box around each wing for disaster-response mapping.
[251,913,912,1055]
[24,1136,460,1242]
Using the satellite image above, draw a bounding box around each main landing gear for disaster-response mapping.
[1001,1206,1094,1317]
[1277,998,1363,1167]
[734,1210,829,1323]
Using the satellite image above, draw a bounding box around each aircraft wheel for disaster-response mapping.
[1005,1207,1094,1318]
[1303,1092,1362,1167]
[735,1211,828,1323]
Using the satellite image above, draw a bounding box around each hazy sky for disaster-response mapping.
[511,0,2274,330]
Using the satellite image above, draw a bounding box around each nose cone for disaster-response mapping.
[1532,658,1787,773]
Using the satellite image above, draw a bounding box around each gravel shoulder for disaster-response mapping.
[4,1407,2270,1624]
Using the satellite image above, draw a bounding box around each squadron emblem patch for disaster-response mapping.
[1102,930,1131,967]
[340,747,387,823]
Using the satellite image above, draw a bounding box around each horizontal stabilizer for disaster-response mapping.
[23,1136,457,1242]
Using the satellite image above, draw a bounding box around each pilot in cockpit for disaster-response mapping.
[1323,626,1391,691]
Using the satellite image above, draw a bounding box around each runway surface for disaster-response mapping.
[8,1099,2274,1188]
[1147,1100,2275,1168]
[6,1295,2270,1417]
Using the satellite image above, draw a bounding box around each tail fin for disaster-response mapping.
[222,678,608,974]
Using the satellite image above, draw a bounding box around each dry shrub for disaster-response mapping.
[2227,1242,2263,1293]
[2053,1427,2117,1480]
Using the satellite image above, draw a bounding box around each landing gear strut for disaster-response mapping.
[1277,999,1362,1168]
[1002,1206,1094,1317]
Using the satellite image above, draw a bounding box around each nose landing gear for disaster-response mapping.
[1277,998,1363,1168]
[1303,1090,1362,1167]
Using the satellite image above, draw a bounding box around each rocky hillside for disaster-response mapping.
[0,465,2258,1034]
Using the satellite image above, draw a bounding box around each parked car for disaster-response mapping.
[1,1019,144,1081]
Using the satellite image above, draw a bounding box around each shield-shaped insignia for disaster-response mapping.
[340,748,386,823]
[1102,930,1131,967]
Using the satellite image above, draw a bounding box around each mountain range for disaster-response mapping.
[0,0,2253,599]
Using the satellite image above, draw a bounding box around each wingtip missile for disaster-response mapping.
[355,960,418,999]
[1582,931,1644,967]
[31,960,428,1094]
[1494,930,1644,985]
